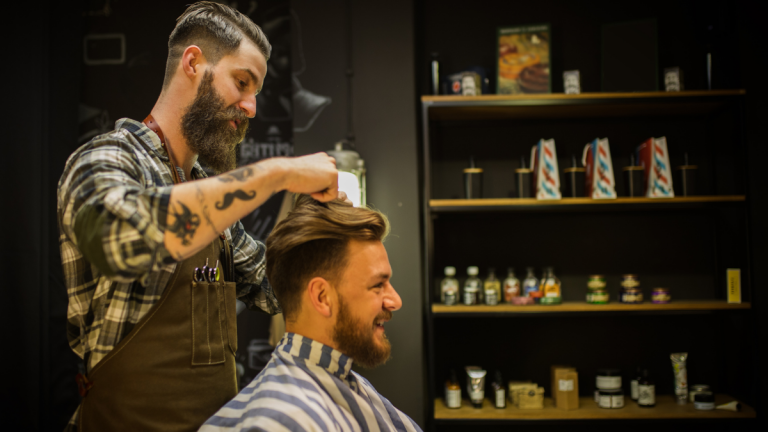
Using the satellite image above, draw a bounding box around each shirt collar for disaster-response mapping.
[115,118,207,181]
[277,333,354,381]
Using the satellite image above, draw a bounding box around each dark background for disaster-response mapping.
[4,0,767,431]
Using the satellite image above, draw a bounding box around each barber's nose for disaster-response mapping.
[384,283,402,312]
[240,94,256,118]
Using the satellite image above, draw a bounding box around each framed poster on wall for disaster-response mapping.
[497,23,551,94]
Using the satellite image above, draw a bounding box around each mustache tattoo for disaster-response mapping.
[216,189,257,210]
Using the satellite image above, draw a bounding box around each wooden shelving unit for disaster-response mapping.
[433,395,755,421]
[420,89,754,430]
[432,300,750,314]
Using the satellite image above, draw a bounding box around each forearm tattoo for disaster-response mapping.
[215,189,257,210]
[195,184,218,234]
[168,201,201,246]
[217,166,254,183]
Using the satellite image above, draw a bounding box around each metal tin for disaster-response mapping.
[651,287,671,304]
[621,274,640,289]
[587,290,609,304]
[596,369,622,390]
[598,389,625,409]
[620,287,643,304]
[689,384,710,403]
[694,391,715,410]
[587,275,607,291]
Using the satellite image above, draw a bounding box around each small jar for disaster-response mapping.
[596,369,622,390]
[587,275,606,291]
[652,287,671,304]
[694,392,715,410]
[689,384,711,403]
[621,274,640,289]
[587,289,610,304]
[598,389,625,409]
[529,290,544,304]
[620,287,644,304]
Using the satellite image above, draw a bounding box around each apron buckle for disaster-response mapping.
[76,373,94,397]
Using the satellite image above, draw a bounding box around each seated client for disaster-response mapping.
[201,195,422,432]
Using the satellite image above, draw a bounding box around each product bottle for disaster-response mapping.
[503,267,521,302]
[522,267,539,297]
[440,266,459,305]
[637,369,656,408]
[492,370,506,409]
[484,268,501,305]
[630,367,641,401]
[539,267,562,305]
[463,266,481,305]
[445,369,461,409]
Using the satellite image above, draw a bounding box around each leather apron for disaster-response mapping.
[78,235,239,431]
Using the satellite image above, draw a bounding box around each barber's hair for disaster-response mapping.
[163,1,271,88]
[266,195,390,322]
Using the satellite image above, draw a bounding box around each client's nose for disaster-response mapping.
[384,283,402,312]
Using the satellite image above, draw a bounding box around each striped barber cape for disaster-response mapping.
[200,333,422,432]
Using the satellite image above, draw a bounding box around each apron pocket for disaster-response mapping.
[221,281,238,354]
[191,281,226,365]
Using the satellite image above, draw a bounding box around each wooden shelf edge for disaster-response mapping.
[421,90,746,104]
[432,301,751,314]
[434,395,755,421]
[429,196,746,208]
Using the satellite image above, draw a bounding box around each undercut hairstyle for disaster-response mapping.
[266,195,390,322]
[163,1,272,88]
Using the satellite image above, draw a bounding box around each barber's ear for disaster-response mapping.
[307,277,334,318]
[181,45,206,80]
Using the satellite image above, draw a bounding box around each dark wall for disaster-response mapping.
[292,0,424,427]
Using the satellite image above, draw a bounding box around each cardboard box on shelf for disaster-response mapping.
[508,381,537,407]
[518,387,545,409]
[553,368,579,410]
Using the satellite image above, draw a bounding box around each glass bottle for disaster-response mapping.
[638,369,656,408]
[463,266,481,305]
[492,370,506,408]
[630,367,642,401]
[539,267,562,304]
[522,267,539,297]
[445,369,462,409]
[440,266,459,305]
[503,267,521,302]
[484,268,501,305]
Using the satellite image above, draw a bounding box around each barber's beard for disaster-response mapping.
[180,70,249,174]
[333,296,393,369]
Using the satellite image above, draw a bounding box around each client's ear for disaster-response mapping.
[306,277,334,318]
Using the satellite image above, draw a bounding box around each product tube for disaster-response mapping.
[465,366,487,408]
[716,401,742,412]
[670,352,688,405]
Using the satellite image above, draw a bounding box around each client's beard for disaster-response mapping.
[181,69,249,174]
[333,296,392,369]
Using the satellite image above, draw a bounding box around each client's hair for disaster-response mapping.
[266,195,390,322]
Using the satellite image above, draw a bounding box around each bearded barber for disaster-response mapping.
[57,3,337,431]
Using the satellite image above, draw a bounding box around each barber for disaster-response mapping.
[57,2,336,431]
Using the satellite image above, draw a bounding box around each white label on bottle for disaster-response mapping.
[596,375,621,389]
[444,292,457,306]
[638,384,655,406]
[485,290,498,305]
[630,380,639,400]
[558,379,574,391]
[445,388,461,408]
[463,291,476,305]
[611,394,625,408]
[598,395,612,408]
[495,389,505,408]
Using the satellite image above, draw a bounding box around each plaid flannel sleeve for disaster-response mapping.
[58,137,174,283]
[229,220,280,314]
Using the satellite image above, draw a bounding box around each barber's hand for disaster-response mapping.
[283,153,339,202]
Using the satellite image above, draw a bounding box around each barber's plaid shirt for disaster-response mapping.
[57,118,280,374]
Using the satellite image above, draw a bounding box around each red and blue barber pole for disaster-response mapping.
[583,138,617,199]
[637,136,675,198]
[531,139,561,200]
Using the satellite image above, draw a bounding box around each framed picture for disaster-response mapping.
[497,24,551,94]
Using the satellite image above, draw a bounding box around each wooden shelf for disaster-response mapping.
[434,395,755,421]
[422,90,746,121]
[432,300,750,314]
[429,196,745,212]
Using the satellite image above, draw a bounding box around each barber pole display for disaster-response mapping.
[530,139,561,200]
[582,138,617,199]
[637,137,675,198]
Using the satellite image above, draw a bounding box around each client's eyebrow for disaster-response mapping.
[369,272,391,286]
